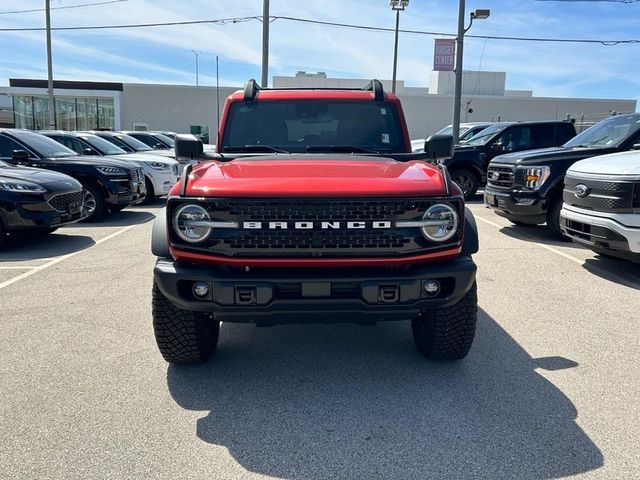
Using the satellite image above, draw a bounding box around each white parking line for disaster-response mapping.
[0,266,39,270]
[0,225,137,291]
[475,215,584,266]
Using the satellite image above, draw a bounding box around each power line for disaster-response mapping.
[0,0,128,16]
[0,16,260,31]
[0,14,638,45]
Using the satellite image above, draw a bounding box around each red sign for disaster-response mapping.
[434,39,456,71]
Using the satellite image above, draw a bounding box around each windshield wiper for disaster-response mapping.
[223,145,290,153]
[305,145,380,154]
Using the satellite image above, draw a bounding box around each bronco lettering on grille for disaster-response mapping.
[241,221,393,230]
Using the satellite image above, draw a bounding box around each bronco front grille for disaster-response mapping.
[168,198,464,258]
[564,174,637,213]
[48,191,83,212]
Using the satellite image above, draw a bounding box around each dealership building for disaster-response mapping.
[0,71,636,141]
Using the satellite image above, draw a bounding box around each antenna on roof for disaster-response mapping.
[362,79,384,101]
[243,79,261,101]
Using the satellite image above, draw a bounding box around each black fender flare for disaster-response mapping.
[461,207,479,256]
[151,207,171,258]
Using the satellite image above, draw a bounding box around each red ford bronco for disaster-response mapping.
[151,80,479,364]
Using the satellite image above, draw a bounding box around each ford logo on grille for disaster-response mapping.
[574,184,590,198]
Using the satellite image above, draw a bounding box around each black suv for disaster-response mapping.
[0,160,86,246]
[121,131,174,150]
[0,129,145,221]
[445,121,577,199]
[484,114,640,239]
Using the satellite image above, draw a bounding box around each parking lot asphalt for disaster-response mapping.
[0,199,638,480]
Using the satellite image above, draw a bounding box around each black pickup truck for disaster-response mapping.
[444,121,576,199]
[484,113,640,239]
[0,129,146,221]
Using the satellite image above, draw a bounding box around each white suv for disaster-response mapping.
[560,150,640,262]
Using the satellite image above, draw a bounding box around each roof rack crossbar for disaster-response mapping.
[362,79,384,101]
[243,79,261,101]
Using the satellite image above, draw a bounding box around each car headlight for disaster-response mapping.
[398,204,459,242]
[420,204,459,242]
[145,161,170,171]
[522,166,551,190]
[96,166,127,176]
[173,204,212,243]
[0,178,47,194]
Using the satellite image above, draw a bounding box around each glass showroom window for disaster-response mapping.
[76,98,97,130]
[97,98,114,130]
[33,97,51,130]
[55,98,77,131]
[13,96,34,130]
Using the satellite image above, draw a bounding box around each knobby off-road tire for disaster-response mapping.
[152,282,220,364]
[411,282,478,361]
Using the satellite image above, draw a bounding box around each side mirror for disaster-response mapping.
[491,142,506,152]
[11,150,31,164]
[424,134,454,162]
[175,134,204,160]
[82,148,97,156]
[632,143,640,151]
[152,143,165,150]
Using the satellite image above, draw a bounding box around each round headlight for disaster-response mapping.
[173,204,211,243]
[421,204,459,242]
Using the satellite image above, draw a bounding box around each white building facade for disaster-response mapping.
[1,71,636,141]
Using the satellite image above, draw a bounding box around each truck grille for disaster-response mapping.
[487,165,516,189]
[48,191,83,212]
[564,174,638,213]
[169,198,463,258]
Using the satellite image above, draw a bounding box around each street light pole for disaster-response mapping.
[261,0,269,87]
[191,50,201,86]
[392,9,400,94]
[216,55,220,129]
[390,0,409,94]
[452,4,490,144]
[45,0,55,128]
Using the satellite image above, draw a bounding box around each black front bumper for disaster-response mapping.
[1,193,86,231]
[104,180,146,207]
[484,188,547,224]
[154,257,477,324]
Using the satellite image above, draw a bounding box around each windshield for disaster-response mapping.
[564,114,640,148]
[153,133,174,147]
[82,135,127,155]
[221,100,405,154]
[465,124,508,146]
[117,134,153,152]
[11,130,76,158]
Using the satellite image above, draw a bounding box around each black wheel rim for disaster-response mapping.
[82,189,96,217]
[454,175,474,195]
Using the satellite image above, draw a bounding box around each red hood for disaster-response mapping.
[181,156,446,197]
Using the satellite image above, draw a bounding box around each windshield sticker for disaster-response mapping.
[381,133,390,143]
[380,108,387,115]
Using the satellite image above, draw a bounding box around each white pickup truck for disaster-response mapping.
[560,150,640,262]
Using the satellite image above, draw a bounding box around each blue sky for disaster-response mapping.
[0,0,639,102]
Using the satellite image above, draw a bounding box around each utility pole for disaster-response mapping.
[216,55,220,129]
[452,0,466,145]
[261,0,269,87]
[45,0,55,128]
[391,9,400,94]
